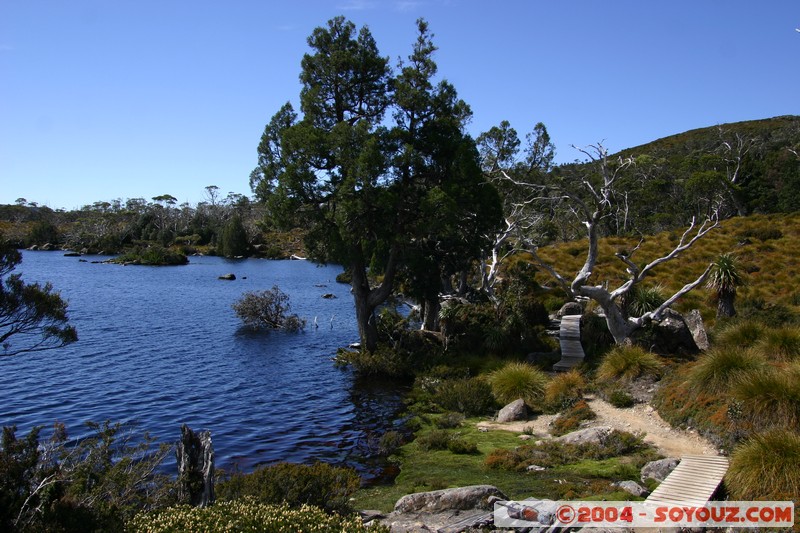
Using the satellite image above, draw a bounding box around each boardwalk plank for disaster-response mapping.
[645,455,729,507]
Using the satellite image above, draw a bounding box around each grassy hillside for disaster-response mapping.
[533,212,800,326]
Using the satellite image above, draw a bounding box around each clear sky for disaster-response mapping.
[1,1,798,210]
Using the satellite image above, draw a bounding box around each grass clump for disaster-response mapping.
[544,369,586,412]
[687,347,768,394]
[755,326,800,361]
[488,362,549,408]
[130,500,388,533]
[550,400,596,436]
[732,363,800,431]
[725,429,800,502]
[714,320,765,349]
[415,429,478,455]
[596,345,662,383]
[607,390,635,408]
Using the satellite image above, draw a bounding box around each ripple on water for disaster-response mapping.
[1,253,406,480]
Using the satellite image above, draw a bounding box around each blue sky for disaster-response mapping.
[1,1,798,210]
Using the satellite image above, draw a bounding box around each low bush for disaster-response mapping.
[232,287,305,332]
[607,390,635,408]
[725,429,800,502]
[435,412,465,429]
[415,430,452,451]
[596,345,662,383]
[216,462,359,515]
[113,245,188,266]
[486,429,653,471]
[378,431,404,456]
[488,362,549,408]
[446,438,479,455]
[687,347,767,394]
[550,399,596,436]
[543,369,586,412]
[130,500,388,533]
[335,346,415,378]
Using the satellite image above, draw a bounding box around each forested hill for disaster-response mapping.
[603,115,800,229]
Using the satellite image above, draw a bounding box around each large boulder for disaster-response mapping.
[554,425,613,445]
[497,398,528,423]
[634,308,699,355]
[684,309,710,351]
[640,457,679,484]
[558,301,583,317]
[393,485,507,514]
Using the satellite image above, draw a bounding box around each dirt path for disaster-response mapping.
[476,395,719,458]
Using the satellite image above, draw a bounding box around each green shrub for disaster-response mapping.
[625,284,665,317]
[608,390,635,408]
[488,362,549,408]
[435,412,465,429]
[378,431,404,456]
[544,369,586,412]
[334,347,413,378]
[113,245,188,265]
[596,345,662,383]
[216,462,359,515]
[732,363,800,431]
[446,437,479,455]
[431,377,497,416]
[580,314,615,360]
[687,347,768,394]
[550,399,596,436]
[726,430,800,502]
[130,500,388,533]
[415,430,451,451]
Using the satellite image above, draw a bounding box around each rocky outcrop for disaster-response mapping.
[554,425,613,445]
[218,273,236,280]
[684,309,709,351]
[640,457,679,484]
[558,301,583,317]
[613,480,649,497]
[634,308,699,355]
[382,485,506,532]
[496,399,528,423]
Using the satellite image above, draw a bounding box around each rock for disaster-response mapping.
[496,399,528,423]
[519,434,532,440]
[63,252,81,257]
[640,457,679,483]
[684,309,710,351]
[359,509,386,521]
[613,480,649,497]
[393,485,508,514]
[218,273,236,280]
[41,243,54,251]
[321,293,337,299]
[526,464,546,472]
[28,245,39,251]
[554,425,613,445]
[558,301,583,317]
[635,308,699,355]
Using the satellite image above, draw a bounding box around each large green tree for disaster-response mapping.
[251,17,501,349]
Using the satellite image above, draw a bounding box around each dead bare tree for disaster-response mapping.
[502,143,719,345]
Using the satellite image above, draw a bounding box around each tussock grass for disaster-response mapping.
[544,369,586,412]
[732,363,800,431]
[726,429,800,502]
[687,347,768,394]
[756,326,800,361]
[488,362,549,408]
[714,320,765,349]
[596,345,663,383]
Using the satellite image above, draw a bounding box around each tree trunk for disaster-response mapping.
[176,425,215,507]
[349,245,399,353]
[717,292,737,318]
[422,297,440,331]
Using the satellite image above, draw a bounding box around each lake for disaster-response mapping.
[0,251,406,481]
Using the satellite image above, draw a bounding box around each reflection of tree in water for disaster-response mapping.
[342,376,410,485]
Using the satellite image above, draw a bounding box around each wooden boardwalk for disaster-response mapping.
[553,315,585,372]
[644,455,729,507]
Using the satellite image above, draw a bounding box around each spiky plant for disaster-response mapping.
[726,429,800,501]
[596,345,663,383]
[706,252,744,318]
[488,362,549,408]
[625,284,666,317]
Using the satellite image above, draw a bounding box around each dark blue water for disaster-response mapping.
[0,252,405,481]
